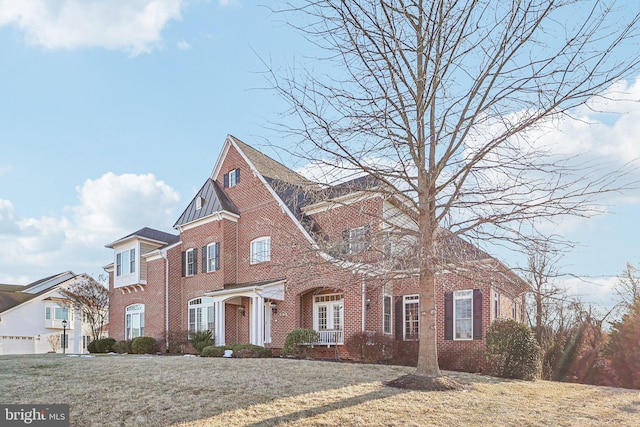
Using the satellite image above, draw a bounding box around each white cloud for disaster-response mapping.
[176,39,190,50]
[0,172,180,284]
[561,275,621,311]
[0,0,183,55]
[218,0,240,7]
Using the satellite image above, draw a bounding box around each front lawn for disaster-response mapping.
[0,354,638,426]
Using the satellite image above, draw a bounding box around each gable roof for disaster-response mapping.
[0,271,77,314]
[106,227,179,248]
[174,178,239,228]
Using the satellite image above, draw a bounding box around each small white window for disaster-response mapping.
[347,227,368,254]
[116,248,136,277]
[207,242,220,272]
[494,291,500,319]
[454,290,473,340]
[196,197,204,210]
[403,295,419,340]
[186,248,196,276]
[250,237,271,264]
[383,295,392,334]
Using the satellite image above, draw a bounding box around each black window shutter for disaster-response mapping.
[201,246,207,273]
[394,296,403,341]
[193,249,198,274]
[444,291,453,340]
[181,251,186,277]
[215,242,221,271]
[223,173,229,188]
[473,289,483,340]
[235,168,240,184]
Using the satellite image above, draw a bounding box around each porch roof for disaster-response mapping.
[205,278,286,300]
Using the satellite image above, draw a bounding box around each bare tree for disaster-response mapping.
[269,0,640,380]
[524,239,570,346]
[60,274,109,342]
[614,262,640,311]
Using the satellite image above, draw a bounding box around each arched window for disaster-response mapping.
[125,304,145,340]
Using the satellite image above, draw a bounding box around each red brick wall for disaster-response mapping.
[107,140,527,369]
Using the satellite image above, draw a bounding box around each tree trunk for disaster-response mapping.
[416,266,441,376]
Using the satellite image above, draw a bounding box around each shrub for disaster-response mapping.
[282,329,319,357]
[163,330,189,354]
[114,340,132,354]
[88,338,116,353]
[345,332,393,363]
[199,344,272,358]
[485,319,541,380]
[131,336,158,354]
[189,330,214,354]
[226,344,272,358]
[201,346,225,357]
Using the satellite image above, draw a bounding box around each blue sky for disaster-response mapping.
[0,0,639,311]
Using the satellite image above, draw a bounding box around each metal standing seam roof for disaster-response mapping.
[106,227,180,248]
[173,178,239,228]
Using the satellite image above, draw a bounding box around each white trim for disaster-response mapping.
[185,248,197,276]
[403,295,419,341]
[105,235,172,249]
[301,192,377,216]
[175,211,240,232]
[143,241,182,262]
[382,293,392,335]
[250,236,271,264]
[453,290,473,341]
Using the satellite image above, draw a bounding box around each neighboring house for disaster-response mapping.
[0,272,99,355]
[105,135,528,366]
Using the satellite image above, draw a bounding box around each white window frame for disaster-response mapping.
[403,295,419,341]
[494,291,500,319]
[186,248,196,276]
[207,242,220,272]
[116,248,136,277]
[313,294,344,332]
[229,168,239,187]
[188,297,214,336]
[348,227,367,254]
[454,290,473,341]
[196,196,204,210]
[125,304,145,340]
[250,237,271,264]
[383,294,392,334]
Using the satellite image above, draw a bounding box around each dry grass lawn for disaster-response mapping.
[0,354,638,426]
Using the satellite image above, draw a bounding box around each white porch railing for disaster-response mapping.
[317,330,344,345]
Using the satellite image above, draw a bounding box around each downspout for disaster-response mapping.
[361,274,366,333]
[161,250,169,352]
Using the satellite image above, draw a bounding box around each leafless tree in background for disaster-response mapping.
[269,0,640,380]
[61,274,109,342]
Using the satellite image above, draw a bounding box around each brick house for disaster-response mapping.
[104,135,528,366]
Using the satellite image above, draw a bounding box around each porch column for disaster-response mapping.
[214,300,225,346]
[250,295,265,346]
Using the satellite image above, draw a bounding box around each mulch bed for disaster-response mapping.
[386,374,469,391]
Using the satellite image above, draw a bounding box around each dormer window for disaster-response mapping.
[196,196,205,210]
[116,248,136,277]
[223,168,240,188]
